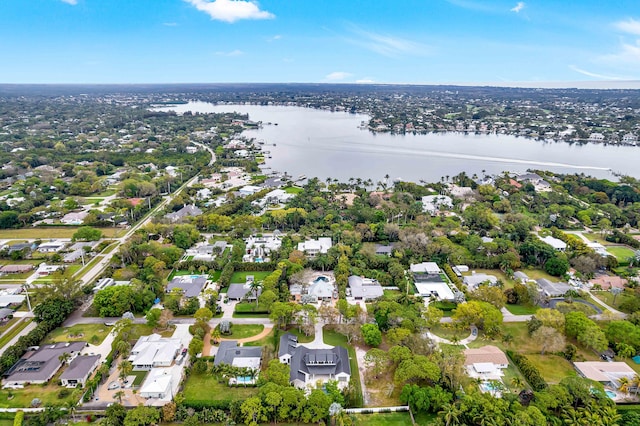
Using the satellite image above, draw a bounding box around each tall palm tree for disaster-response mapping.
[249,280,263,307]
[118,360,133,382]
[439,403,462,426]
[631,374,640,395]
[511,376,523,390]
[618,377,630,395]
[114,390,125,404]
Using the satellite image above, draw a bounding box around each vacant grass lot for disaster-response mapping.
[505,304,539,315]
[351,411,414,425]
[183,373,257,405]
[607,246,636,263]
[0,374,75,408]
[45,323,112,345]
[224,324,264,339]
[0,227,121,239]
[526,354,576,384]
[592,290,634,311]
[230,271,273,283]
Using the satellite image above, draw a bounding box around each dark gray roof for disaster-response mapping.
[214,341,263,366]
[167,275,206,298]
[289,345,350,383]
[375,244,394,254]
[536,278,572,296]
[4,341,86,383]
[60,355,100,381]
[278,333,298,358]
[166,205,203,221]
[227,284,261,300]
[513,271,529,280]
[0,308,12,320]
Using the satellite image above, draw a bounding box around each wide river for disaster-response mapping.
[152,101,637,183]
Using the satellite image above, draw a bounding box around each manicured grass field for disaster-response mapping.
[0,377,75,408]
[230,271,273,283]
[606,246,636,262]
[324,327,363,406]
[429,324,470,342]
[283,186,303,194]
[131,370,148,386]
[351,411,414,425]
[526,354,576,384]
[183,373,258,405]
[45,323,112,345]
[0,318,33,349]
[505,304,539,315]
[0,227,121,239]
[224,324,264,339]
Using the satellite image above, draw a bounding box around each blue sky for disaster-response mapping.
[0,0,639,85]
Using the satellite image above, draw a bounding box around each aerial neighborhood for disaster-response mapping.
[1,87,640,425]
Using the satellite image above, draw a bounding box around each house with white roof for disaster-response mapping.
[463,272,499,289]
[139,368,174,399]
[38,241,67,253]
[238,185,262,197]
[129,334,181,370]
[539,235,567,251]
[298,237,332,258]
[60,211,88,225]
[347,276,384,301]
[421,195,453,216]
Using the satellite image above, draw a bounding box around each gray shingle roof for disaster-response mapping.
[167,275,206,298]
[214,341,263,366]
[4,341,86,383]
[278,333,298,358]
[60,355,100,381]
[289,345,350,383]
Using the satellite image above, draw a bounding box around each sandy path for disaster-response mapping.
[219,326,273,344]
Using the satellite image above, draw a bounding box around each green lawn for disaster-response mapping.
[324,327,363,407]
[131,370,148,386]
[283,186,303,194]
[607,246,636,262]
[592,290,633,311]
[526,354,576,384]
[0,227,120,239]
[224,324,264,339]
[230,271,273,284]
[45,323,113,345]
[129,324,175,340]
[183,372,258,405]
[520,268,561,282]
[429,324,470,342]
[0,377,75,408]
[505,304,539,315]
[351,411,414,425]
[0,318,33,349]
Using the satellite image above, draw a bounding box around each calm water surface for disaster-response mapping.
[152,102,637,183]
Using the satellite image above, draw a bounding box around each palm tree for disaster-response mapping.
[618,377,630,395]
[118,360,133,382]
[511,376,523,390]
[439,403,462,426]
[631,374,640,395]
[211,327,221,344]
[249,280,263,307]
[58,352,71,365]
[114,390,125,404]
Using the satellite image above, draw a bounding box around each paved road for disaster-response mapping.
[0,320,36,357]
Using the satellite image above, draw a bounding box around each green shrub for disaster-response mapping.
[13,411,23,426]
[507,350,547,391]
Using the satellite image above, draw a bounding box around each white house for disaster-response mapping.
[539,235,567,251]
[129,334,181,370]
[298,237,332,258]
[139,368,174,399]
[238,185,262,197]
[410,262,441,276]
[38,241,67,253]
[463,272,498,289]
[421,195,453,215]
[60,211,88,225]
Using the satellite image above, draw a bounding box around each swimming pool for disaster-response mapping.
[479,382,501,392]
[236,376,253,384]
[313,275,329,284]
[255,257,264,263]
[605,390,616,399]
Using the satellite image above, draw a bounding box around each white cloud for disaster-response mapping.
[215,49,244,56]
[510,2,525,13]
[267,35,282,42]
[614,18,640,36]
[355,79,375,84]
[60,0,77,4]
[163,22,178,27]
[600,41,640,65]
[184,0,274,23]
[569,65,623,80]
[345,25,429,57]
[325,72,352,81]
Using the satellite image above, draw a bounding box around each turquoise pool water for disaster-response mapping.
[605,390,616,399]
[313,276,329,284]
[237,376,253,384]
[480,382,500,392]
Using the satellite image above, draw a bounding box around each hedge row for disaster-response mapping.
[443,264,462,286]
[13,411,23,426]
[507,351,548,391]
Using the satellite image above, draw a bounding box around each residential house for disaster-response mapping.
[0,265,34,274]
[214,341,263,385]
[421,195,453,215]
[463,272,499,289]
[307,275,336,301]
[60,211,88,225]
[165,205,203,223]
[3,342,86,386]
[166,275,207,298]
[374,244,394,257]
[139,368,174,399]
[35,263,62,276]
[243,234,282,262]
[410,262,441,279]
[589,275,627,290]
[63,250,85,263]
[347,276,384,301]
[513,271,530,284]
[129,334,182,370]
[539,236,567,251]
[60,355,100,388]
[227,279,262,301]
[464,345,509,379]
[286,344,351,390]
[536,278,572,298]
[238,185,262,197]
[0,308,13,322]
[574,362,636,390]
[38,241,67,253]
[297,238,332,258]
[278,333,299,365]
